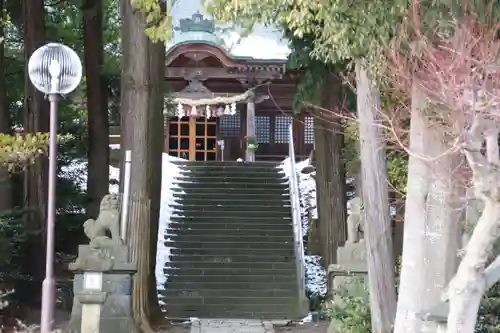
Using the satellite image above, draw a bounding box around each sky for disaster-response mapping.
[168,0,291,60]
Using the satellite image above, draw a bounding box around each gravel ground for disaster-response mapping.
[14,310,330,333]
[155,320,330,333]
[274,321,329,333]
[155,320,192,333]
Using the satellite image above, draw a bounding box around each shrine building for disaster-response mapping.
[111,12,315,162]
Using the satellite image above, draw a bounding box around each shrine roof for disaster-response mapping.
[165,40,287,72]
[167,10,290,65]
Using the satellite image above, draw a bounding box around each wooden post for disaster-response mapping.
[245,92,256,162]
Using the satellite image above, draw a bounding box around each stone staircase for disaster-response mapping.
[158,161,306,320]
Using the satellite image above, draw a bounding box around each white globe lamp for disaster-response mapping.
[28,42,82,95]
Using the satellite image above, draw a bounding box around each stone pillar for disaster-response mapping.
[64,244,138,333]
[327,197,368,332]
[63,194,138,333]
[245,93,256,162]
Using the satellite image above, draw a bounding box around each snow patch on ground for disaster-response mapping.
[59,158,121,194]
[305,255,327,297]
[280,157,327,298]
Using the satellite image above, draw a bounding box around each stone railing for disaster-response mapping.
[287,123,306,307]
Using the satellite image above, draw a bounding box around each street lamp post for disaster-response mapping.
[27,43,82,333]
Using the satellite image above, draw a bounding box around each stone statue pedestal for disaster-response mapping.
[329,241,368,289]
[327,241,368,333]
[63,244,139,333]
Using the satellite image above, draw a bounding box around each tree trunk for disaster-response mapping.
[355,59,397,333]
[120,0,164,328]
[445,117,500,333]
[314,73,347,268]
[21,0,48,303]
[447,200,498,333]
[83,0,109,217]
[394,85,463,333]
[0,0,12,211]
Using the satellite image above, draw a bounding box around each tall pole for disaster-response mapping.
[120,150,132,242]
[40,93,59,333]
[27,42,82,333]
[245,93,256,162]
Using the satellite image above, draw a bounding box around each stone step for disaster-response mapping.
[178,170,287,179]
[161,303,299,320]
[164,261,295,270]
[167,221,293,231]
[173,160,279,165]
[168,216,293,225]
[163,267,295,282]
[160,288,296,299]
[173,160,280,168]
[167,254,294,264]
[172,192,289,201]
[169,204,291,212]
[169,210,291,219]
[166,234,293,244]
[163,280,297,291]
[169,247,295,257]
[171,187,287,195]
[173,181,288,190]
[164,241,294,250]
[163,267,295,277]
[177,168,284,175]
[166,228,294,238]
[175,176,287,184]
[163,295,296,306]
[172,197,292,206]
[176,172,286,181]
[166,273,297,284]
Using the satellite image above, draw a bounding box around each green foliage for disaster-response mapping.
[0,133,49,169]
[343,120,408,194]
[321,272,500,333]
[0,209,29,278]
[323,277,371,333]
[285,30,330,107]
[476,283,500,333]
[387,151,408,194]
[127,0,174,41]
[0,2,120,319]
[205,0,408,66]
[0,133,76,171]
[244,136,259,151]
[342,120,360,176]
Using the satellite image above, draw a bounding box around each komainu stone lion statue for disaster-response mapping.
[346,197,364,244]
[83,194,123,247]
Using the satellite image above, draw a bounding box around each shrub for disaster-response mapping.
[323,277,371,333]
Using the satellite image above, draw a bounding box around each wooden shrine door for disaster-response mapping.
[167,117,218,161]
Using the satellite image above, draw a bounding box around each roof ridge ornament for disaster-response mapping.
[175,11,215,34]
[180,79,211,94]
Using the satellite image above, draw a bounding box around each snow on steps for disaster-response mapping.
[157,160,302,319]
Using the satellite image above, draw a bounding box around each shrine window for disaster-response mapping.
[274,115,293,143]
[304,116,315,144]
[255,116,270,143]
[219,110,241,137]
